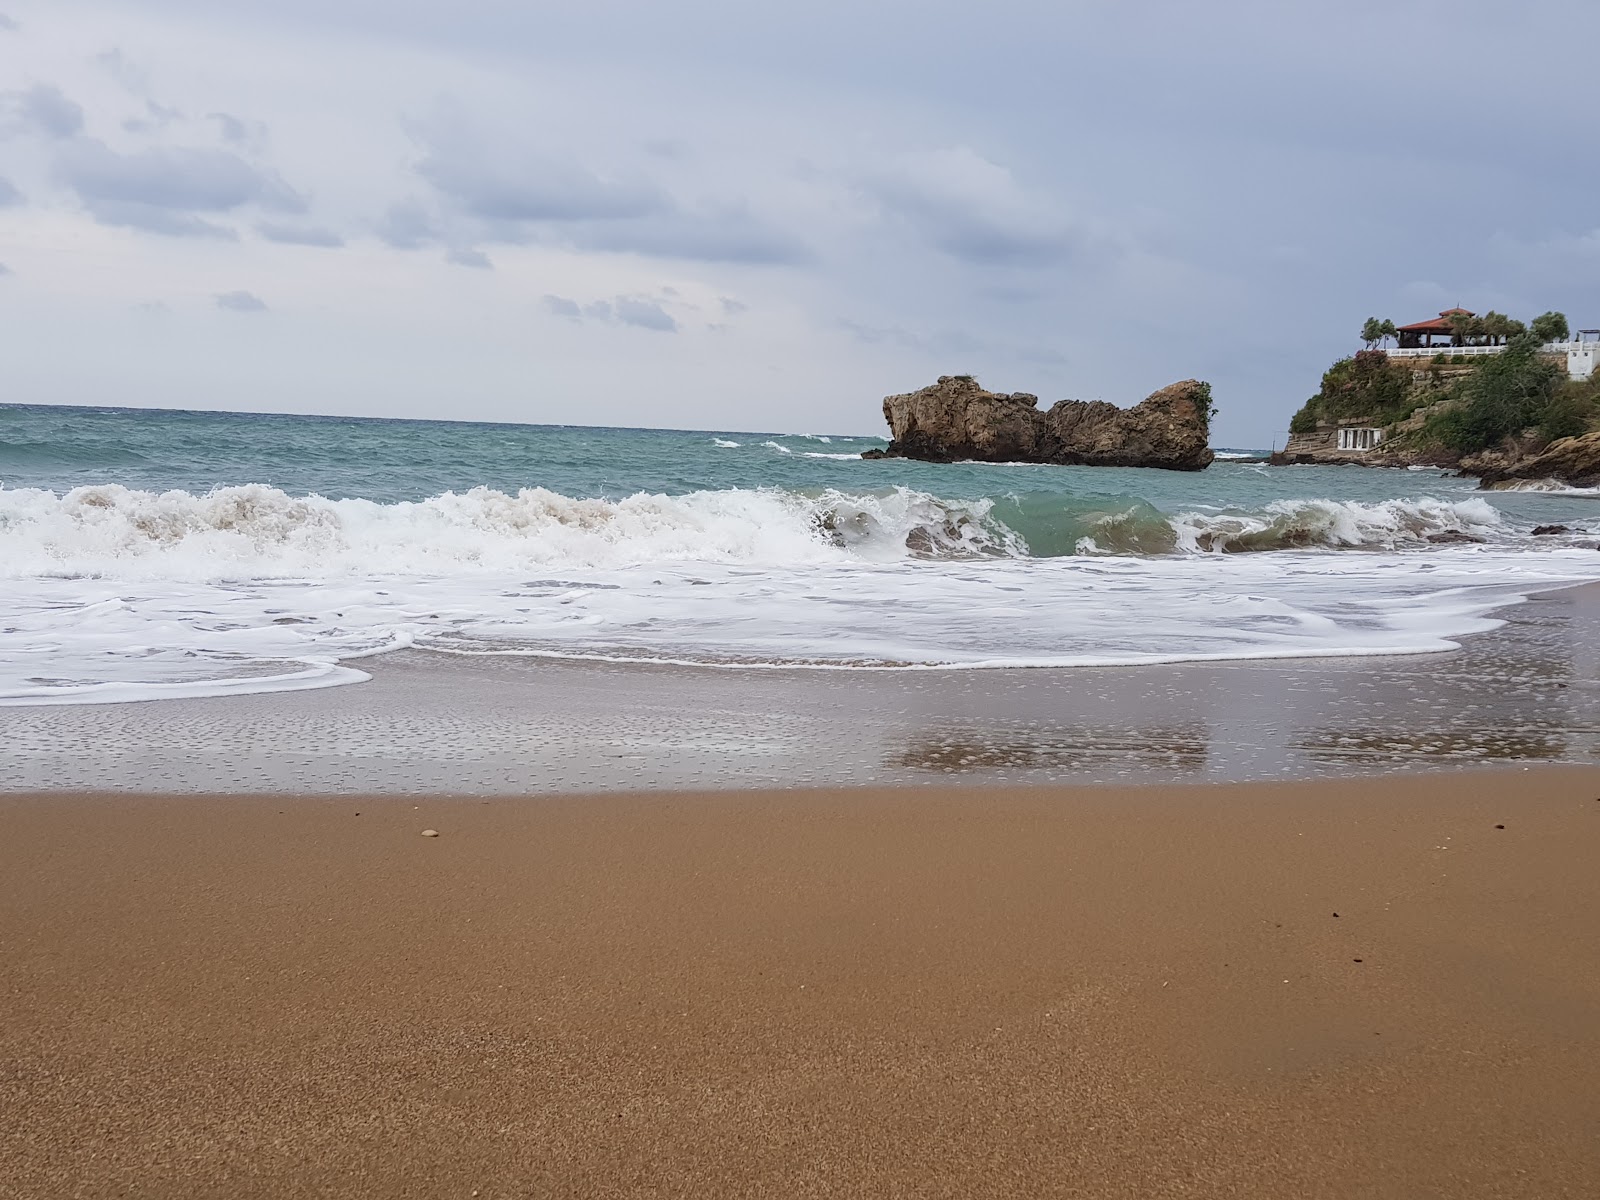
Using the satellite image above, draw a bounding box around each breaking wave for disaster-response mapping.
[1169,497,1510,553]
[4,484,1599,706]
[0,485,1555,584]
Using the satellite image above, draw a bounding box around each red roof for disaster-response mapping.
[1397,308,1474,333]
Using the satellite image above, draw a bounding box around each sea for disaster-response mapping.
[4,402,1600,708]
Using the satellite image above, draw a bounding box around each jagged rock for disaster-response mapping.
[1426,530,1487,544]
[1471,431,1600,489]
[869,376,1214,471]
[1532,524,1571,536]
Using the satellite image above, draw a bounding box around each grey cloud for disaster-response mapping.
[614,297,677,332]
[87,202,237,238]
[446,246,492,269]
[122,99,183,134]
[543,293,677,332]
[215,290,267,312]
[6,83,85,139]
[56,139,304,236]
[258,222,344,247]
[416,132,665,223]
[0,262,11,276]
[838,318,922,348]
[866,147,1085,266]
[403,118,806,265]
[95,49,146,91]
[0,14,16,32]
[211,112,248,142]
[376,198,440,249]
[209,112,269,153]
[0,175,21,206]
[576,209,809,265]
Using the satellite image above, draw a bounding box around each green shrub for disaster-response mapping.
[1427,334,1563,453]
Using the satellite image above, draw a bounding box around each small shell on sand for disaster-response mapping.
[420,829,440,838]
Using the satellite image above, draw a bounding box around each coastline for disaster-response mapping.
[7,578,1599,794]
[6,768,1600,1197]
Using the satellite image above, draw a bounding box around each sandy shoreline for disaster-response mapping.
[8,579,1600,795]
[6,768,1600,1197]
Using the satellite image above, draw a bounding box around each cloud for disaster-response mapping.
[258,221,344,247]
[0,175,20,206]
[614,296,677,332]
[0,262,11,277]
[577,209,810,265]
[415,128,665,223]
[543,292,677,332]
[400,114,807,265]
[4,83,85,139]
[121,98,183,134]
[0,14,17,33]
[215,290,267,312]
[376,198,441,249]
[864,147,1087,266]
[209,111,270,153]
[446,246,492,269]
[95,49,148,91]
[55,139,304,236]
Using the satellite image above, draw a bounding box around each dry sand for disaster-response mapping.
[4,769,1600,1197]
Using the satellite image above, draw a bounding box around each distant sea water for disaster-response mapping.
[4,402,1600,706]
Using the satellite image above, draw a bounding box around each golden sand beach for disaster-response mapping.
[5,769,1599,1197]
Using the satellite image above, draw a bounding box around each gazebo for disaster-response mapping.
[1395,308,1473,350]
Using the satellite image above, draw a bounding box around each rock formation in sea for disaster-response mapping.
[1468,430,1600,489]
[862,376,1215,471]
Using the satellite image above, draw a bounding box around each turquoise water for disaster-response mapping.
[2,401,1593,545]
[3,402,1600,705]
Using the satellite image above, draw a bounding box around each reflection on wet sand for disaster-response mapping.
[893,726,1207,775]
[1296,726,1570,765]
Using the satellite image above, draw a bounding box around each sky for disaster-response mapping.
[0,1,1595,445]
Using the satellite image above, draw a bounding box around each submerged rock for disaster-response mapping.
[1472,431,1600,490]
[867,376,1215,471]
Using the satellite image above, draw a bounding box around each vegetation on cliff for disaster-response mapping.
[1289,334,1599,457]
[1417,335,1573,452]
[1288,350,1414,434]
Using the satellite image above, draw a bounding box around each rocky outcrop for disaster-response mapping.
[1470,430,1600,489]
[865,376,1214,471]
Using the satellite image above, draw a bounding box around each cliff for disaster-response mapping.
[865,376,1215,471]
[1272,342,1600,480]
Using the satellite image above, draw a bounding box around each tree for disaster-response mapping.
[1379,318,1398,347]
[1360,317,1383,348]
[1433,332,1562,451]
[1448,312,1477,345]
[1481,311,1512,345]
[1531,311,1570,344]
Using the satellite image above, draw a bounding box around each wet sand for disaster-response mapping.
[7,579,1600,795]
[5,769,1600,1198]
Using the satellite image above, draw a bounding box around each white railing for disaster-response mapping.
[1383,341,1587,359]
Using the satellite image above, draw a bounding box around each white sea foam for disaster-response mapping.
[4,483,1600,705]
[1170,497,1508,553]
[1488,478,1600,496]
[712,438,741,448]
[803,451,864,460]
[763,440,793,454]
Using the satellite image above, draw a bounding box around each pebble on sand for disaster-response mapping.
[421,829,440,838]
